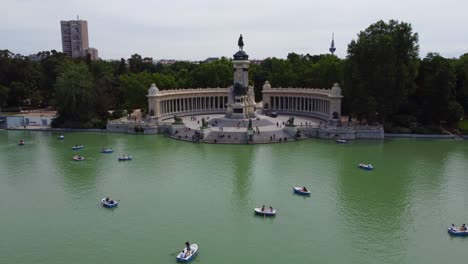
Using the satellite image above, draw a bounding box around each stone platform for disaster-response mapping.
[166,114,321,144]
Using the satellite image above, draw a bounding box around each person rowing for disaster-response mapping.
[460,224,467,231]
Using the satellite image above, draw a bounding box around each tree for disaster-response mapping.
[0,85,9,109]
[416,53,458,125]
[117,58,127,75]
[189,58,232,87]
[119,72,154,109]
[345,20,419,123]
[53,62,95,127]
[453,53,468,114]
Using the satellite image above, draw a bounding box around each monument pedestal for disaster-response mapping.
[247,129,254,143]
[283,126,298,137]
[199,127,211,140]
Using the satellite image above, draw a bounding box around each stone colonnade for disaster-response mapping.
[262,82,343,121]
[147,82,343,121]
[147,85,229,119]
[159,95,229,115]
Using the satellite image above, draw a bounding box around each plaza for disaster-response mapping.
[164,113,322,144]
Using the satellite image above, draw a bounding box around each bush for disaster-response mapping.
[457,120,468,134]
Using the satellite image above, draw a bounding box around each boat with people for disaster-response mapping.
[100,148,114,154]
[293,186,311,195]
[448,224,468,236]
[58,135,64,140]
[336,139,348,144]
[18,140,25,146]
[254,206,276,216]
[176,242,198,262]
[73,155,85,161]
[72,145,84,150]
[101,197,119,208]
[117,155,132,161]
[358,163,374,170]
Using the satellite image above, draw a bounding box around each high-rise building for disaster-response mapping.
[61,19,93,58]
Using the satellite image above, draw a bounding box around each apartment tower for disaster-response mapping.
[60,19,89,58]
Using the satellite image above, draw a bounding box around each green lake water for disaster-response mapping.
[1,130,467,264]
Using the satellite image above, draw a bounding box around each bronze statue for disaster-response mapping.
[172,115,183,125]
[201,118,208,129]
[286,117,296,127]
[238,34,244,51]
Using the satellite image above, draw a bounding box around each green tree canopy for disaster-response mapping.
[345,19,419,123]
[53,62,95,127]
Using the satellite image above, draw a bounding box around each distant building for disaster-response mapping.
[61,18,98,60]
[85,47,99,60]
[250,59,263,65]
[157,59,177,65]
[203,57,219,63]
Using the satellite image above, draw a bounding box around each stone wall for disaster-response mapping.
[106,122,158,134]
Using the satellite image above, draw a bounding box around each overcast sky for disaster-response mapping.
[1,0,467,60]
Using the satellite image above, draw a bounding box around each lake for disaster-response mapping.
[0,130,467,264]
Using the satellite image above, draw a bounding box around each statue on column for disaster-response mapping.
[238,34,244,51]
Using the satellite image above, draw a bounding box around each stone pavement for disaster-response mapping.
[167,113,321,144]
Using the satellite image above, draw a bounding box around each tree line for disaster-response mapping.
[0,20,467,133]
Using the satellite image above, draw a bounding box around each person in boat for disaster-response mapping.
[302,186,308,192]
[105,197,110,202]
[269,206,274,212]
[179,251,186,258]
[185,241,191,253]
[261,205,265,212]
[451,224,457,231]
[460,224,467,231]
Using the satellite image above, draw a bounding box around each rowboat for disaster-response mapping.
[101,198,119,208]
[358,163,373,170]
[73,156,85,161]
[448,227,468,236]
[254,207,276,216]
[118,155,132,161]
[100,148,114,153]
[72,145,84,150]
[336,139,348,143]
[293,187,310,195]
[176,244,198,262]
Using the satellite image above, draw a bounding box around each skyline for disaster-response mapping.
[1,0,467,60]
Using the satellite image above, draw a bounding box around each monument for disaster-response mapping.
[225,34,256,119]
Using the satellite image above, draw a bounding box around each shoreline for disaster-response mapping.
[3,127,466,140]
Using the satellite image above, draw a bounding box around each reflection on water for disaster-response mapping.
[0,131,468,264]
